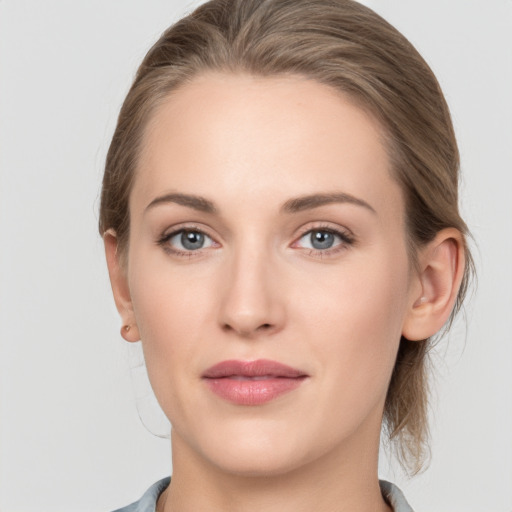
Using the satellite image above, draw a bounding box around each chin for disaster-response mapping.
[208,445,307,478]
[189,420,322,478]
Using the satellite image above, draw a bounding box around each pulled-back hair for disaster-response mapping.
[99,0,473,475]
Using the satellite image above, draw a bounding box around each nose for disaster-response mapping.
[217,246,285,338]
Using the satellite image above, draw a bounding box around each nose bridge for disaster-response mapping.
[218,234,284,337]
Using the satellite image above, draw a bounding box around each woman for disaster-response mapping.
[99,0,473,511]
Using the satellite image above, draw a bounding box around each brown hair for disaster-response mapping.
[99,0,473,474]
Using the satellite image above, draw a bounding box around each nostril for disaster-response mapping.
[222,322,274,335]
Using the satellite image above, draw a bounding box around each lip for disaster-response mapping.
[202,359,309,405]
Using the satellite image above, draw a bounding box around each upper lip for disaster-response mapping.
[202,359,308,379]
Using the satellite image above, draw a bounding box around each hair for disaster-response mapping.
[99,0,474,475]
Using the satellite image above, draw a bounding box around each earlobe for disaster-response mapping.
[104,230,140,342]
[402,228,465,341]
[120,323,139,343]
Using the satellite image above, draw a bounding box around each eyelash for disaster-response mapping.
[156,223,355,259]
[294,224,355,259]
[156,224,216,258]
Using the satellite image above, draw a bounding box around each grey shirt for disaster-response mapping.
[111,477,414,512]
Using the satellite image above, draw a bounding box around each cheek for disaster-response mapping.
[127,255,214,408]
[129,234,215,338]
[299,248,409,337]
[296,251,411,413]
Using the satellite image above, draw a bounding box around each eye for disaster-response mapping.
[158,228,217,255]
[294,227,354,254]
[301,230,337,250]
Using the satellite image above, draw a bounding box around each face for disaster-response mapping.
[119,73,419,476]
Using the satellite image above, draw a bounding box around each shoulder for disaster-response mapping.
[110,477,171,512]
[379,480,414,512]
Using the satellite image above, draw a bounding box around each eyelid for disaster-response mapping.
[159,223,214,240]
[293,222,355,242]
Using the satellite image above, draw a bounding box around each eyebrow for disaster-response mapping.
[281,192,376,214]
[145,193,217,214]
[144,191,375,215]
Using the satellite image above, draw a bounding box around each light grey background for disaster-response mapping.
[1,1,511,511]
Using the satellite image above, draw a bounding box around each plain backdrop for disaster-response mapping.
[1,1,511,511]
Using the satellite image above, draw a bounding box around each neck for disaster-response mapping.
[162,424,392,512]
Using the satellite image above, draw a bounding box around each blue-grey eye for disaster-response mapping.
[182,231,204,250]
[297,229,345,251]
[168,230,214,251]
[310,231,335,249]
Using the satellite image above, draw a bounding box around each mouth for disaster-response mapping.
[202,359,309,405]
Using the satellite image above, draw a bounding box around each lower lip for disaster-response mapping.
[203,377,307,405]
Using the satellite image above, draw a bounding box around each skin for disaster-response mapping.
[105,73,464,512]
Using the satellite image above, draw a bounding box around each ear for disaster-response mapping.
[402,228,465,341]
[103,230,140,342]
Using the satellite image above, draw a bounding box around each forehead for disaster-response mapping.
[134,72,403,222]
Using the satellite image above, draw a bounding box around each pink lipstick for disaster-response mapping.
[202,359,308,405]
